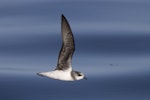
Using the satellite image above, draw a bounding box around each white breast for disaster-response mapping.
[39,69,74,81]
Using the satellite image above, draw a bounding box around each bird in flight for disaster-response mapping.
[37,14,87,81]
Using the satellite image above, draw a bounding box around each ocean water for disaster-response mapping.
[1,0,150,100]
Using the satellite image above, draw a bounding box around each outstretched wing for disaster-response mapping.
[56,14,75,70]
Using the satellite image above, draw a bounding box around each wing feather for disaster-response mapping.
[56,14,75,70]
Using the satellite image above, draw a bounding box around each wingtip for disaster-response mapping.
[62,14,65,18]
[61,14,68,24]
[62,14,69,21]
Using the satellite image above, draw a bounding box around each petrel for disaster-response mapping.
[37,14,86,81]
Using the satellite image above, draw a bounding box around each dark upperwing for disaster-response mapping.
[56,14,75,71]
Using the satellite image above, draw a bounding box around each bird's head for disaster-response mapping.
[72,71,87,80]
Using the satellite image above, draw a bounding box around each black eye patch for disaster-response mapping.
[78,74,82,76]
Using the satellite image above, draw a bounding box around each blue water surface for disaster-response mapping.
[0,0,150,100]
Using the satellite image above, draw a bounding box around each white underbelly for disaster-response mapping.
[42,70,74,81]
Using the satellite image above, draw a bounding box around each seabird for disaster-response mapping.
[37,14,87,81]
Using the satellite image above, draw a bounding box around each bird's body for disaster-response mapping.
[37,14,86,81]
[38,68,73,81]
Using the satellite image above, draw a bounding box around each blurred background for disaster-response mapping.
[0,0,150,100]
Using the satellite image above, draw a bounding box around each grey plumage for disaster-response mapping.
[37,14,86,81]
[56,14,75,71]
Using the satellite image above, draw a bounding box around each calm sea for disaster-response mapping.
[0,0,150,100]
